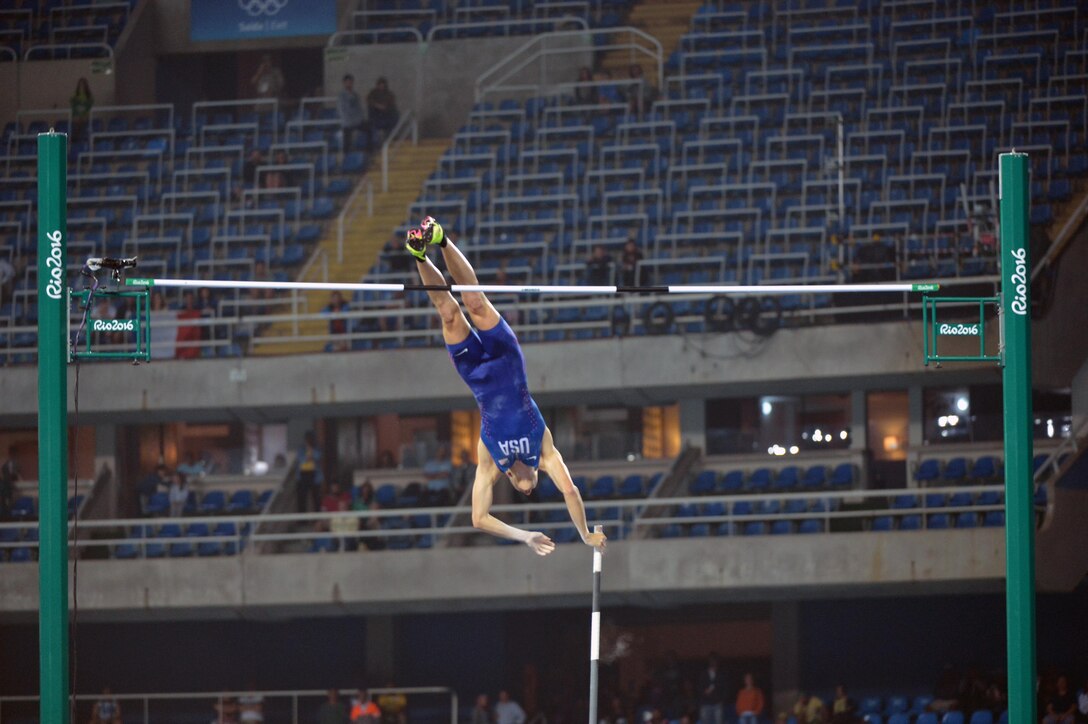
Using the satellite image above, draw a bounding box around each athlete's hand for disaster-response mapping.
[524,531,555,556]
[584,532,607,551]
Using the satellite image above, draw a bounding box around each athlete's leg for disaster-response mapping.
[409,228,472,345]
[422,217,502,332]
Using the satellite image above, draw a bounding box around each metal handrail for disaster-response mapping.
[0,484,1008,554]
[475,26,662,102]
[23,42,113,61]
[381,109,417,193]
[327,26,423,46]
[0,686,457,724]
[426,15,587,42]
[337,175,374,262]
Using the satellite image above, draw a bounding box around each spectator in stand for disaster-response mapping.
[353,480,382,550]
[697,654,726,724]
[338,74,367,153]
[603,695,630,724]
[297,431,322,513]
[735,673,765,724]
[623,64,656,115]
[137,463,170,514]
[367,78,400,146]
[168,472,189,517]
[574,66,598,105]
[351,689,382,724]
[471,693,490,724]
[1045,675,1077,724]
[242,147,265,188]
[323,291,351,352]
[176,291,203,359]
[177,451,207,479]
[929,663,961,713]
[830,684,858,724]
[213,695,240,724]
[619,238,643,287]
[70,77,94,143]
[377,450,397,469]
[495,690,526,724]
[318,690,350,724]
[791,692,827,724]
[330,489,359,551]
[1,445,19,520]
[377,685,408,724]
[196,286,219,348]
[262,149,291,190]
[250,54,284,100]
[319,481,351,528]
[423,444,453,502]
[238,682,265,723]
[595,68,620,105]
[89,686,122,724]
[1076,676,1088,723]
[585,245,612,286]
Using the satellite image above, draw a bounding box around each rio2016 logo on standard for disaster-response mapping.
[44,230,64,300]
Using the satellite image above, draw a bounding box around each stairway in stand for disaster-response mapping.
[253,138,449,356]
[599,0,701,80]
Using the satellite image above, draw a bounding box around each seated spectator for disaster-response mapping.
[595,69,621,104]
[367,78,400,145]
[242,148,265,188]
[623,64,657,115]
[377,685,407,724]
[471,694,490,724]
[1,445,20,520]
[585,245,612,286]
[573,66,597,105]
[319,690,350,724]
[735,673,765,724]
[423,445,453,499]
[791,692,827,724]
[331,494,360,551]
[929,663,960,713]
[830,684,858,724]
[213,695,240,724]
[351,689,382,724]
[319,481,351,532]
[90,686,122,724]
[168,472,189,517]
[494,690,525,724]
[196,286,219,346]
[353,481,382,551]
[1076,677,1088,723]
[250,54,284,99]
[1045,675,1076,724]
[177,451,207,479]
[619,238,643,287]
[238,684,265,723]
[137,463,170,513]
[323,291,350,352]
[175,291,203,359]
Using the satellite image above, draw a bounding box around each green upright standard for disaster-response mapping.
[999,152,1035,724]
[37,131,71,724]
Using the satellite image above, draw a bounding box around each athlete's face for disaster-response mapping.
[505,460,538,495]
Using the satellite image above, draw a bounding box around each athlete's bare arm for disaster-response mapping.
[471,439,556,556]
[539,428,607,550]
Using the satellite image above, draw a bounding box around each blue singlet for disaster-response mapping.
[446,318,545,472]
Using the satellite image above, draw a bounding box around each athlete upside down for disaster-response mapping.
[406,216,607,556]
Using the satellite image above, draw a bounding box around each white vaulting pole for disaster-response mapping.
[588,524,603,724]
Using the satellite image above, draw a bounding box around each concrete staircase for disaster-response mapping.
[253,138,449,356]
[599,0,701,79]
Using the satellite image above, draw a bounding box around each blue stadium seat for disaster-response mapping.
[227,490,255,513]
[770,520,792,535]
[310,537,339,553]
[872,516,895,532]
[801,465,827,489]
[773,466,799,491]
[982,511,1005,527]
[589,475,616,498]
[9,547,32,562]
[955,512,979,528]
[798,519,823,534]
[970,456,999,480]
[743,521,766,536]
[915,714,939,724]
[887,715,910,724]
[941,713,965,724]
[829,463,854,488]
[892,494,918,509]
[910,696,934,716]
[943,457,968,483]
[900,514,923,531]
[146,492,170,516]
[860,697,882,716]
[374,484,398,508]
[689,469,717,495]
[199,490,226,514]
[914,458,941,483]
[719,470,745,493]
[619,475,644,497]
[885,696,909,716]
[10,496,35,521]
[968,711,993,724]
[747,468,771,492]
[928,513,951,529]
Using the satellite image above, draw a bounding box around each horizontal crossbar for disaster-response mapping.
[125,278,939,295]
